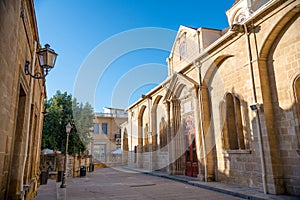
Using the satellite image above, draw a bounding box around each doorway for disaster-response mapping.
[184,117,198,177]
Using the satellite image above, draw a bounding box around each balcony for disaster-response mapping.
[94,112,128,118]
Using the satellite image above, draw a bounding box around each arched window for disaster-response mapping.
[235,97,245,149]
[180,42,186,60]
[123,128,128,152]
[226,94,239,149]
[220,100,229,149]
[179,33,187,60]
[295,76,300,113]
[221,93,245,150]
[144,123,149,152]
[294,76,300,144]
[159,117,167,150]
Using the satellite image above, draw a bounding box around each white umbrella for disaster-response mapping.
[41,148,54,154]
[111,148,122,155]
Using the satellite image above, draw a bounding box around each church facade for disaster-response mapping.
[121,0,300,196]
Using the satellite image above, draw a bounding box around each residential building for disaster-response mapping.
[89,108,127,166]
[0,0,48,199]
[122,0,300,196]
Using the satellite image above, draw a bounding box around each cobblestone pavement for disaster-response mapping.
[35,167,243,200]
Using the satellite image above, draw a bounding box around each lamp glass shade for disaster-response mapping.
[37,44,58,69]
[66,123,72,133]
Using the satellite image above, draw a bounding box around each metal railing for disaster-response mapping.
[94,112,128,118]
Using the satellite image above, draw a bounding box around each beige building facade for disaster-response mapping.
[122,0,300,196]
[0,0,48,199]
[89,108,127,166]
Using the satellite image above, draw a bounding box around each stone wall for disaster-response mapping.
[0,0,46,199]
[71,155,92,178]
[156,151,169,172]
[268,11,300,195]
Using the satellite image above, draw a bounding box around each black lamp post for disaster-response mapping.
[60,123,72,188]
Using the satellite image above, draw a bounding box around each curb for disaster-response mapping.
[121,167,267,200]
[144,172,264,200]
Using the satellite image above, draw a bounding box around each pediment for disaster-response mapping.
[167,26,200,75]
[169,25,198,57]
[163,73,198,102]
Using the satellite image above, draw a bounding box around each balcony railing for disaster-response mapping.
[94,112,128,118]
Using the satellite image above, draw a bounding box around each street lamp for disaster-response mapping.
[61,123,72,188]
[25,44,58,79]
[116,138,121,148]
[20,43,57,200]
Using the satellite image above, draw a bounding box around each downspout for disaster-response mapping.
[21,41,37,200]
[196,62,208,182]
[244,23,267,194]
[131,111,133,166]
[147,97,152,171]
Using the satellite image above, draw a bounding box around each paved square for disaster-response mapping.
[36,167,243,200]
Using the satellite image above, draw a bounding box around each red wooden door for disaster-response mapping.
[184,118,198,177]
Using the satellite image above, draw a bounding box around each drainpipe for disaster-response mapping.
[147,97,152,171]
[131,111,133,166]
[196,62,208,182]
[21,41,37,200]
[244,23,267,194]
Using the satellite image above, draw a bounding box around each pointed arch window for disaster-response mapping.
[221,93,245,150]
[123,128,128,152]
[295,76,300,113]
[159,117,167,150]
[294,76,300,153]
[144,123,149,152]
[180,42,186,60]
[179,33,187,60]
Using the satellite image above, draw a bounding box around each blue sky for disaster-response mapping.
[34,0,235,112]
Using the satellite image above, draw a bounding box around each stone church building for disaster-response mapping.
[121,0,300,196]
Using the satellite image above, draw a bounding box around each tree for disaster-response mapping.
[72,98,94,149]
[42,91,94,155]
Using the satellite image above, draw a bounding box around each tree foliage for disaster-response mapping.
[42,91,94,155]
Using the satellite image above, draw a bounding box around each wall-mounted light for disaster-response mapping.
[41,111,48,116]
[116,138,121,148]
[25,44,58,79]
[250,103,262,111]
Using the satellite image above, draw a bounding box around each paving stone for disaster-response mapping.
[35,167,300,200]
